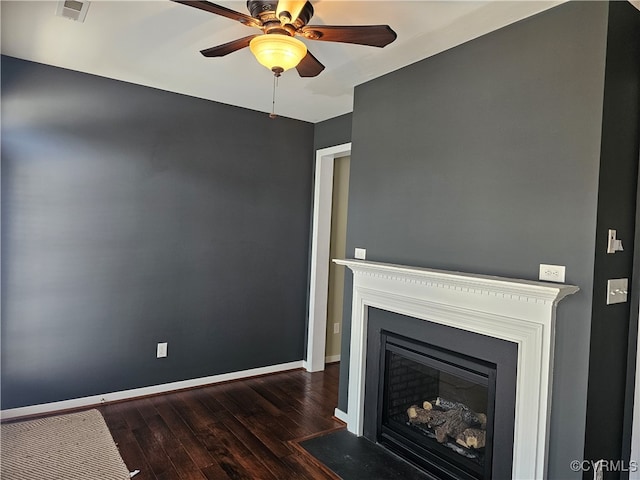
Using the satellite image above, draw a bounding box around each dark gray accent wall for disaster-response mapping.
[624,160,640,472]
[339,2,615,478]
[313,113,352,151]
[585,2,640,477]
[1,56,315,409]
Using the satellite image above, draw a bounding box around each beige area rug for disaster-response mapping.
[1,409,131,480]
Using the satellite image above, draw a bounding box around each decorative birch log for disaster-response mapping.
[407,405,446,426]
[433,409,472,443]
[408,398,488,446]
[455,428,486,449]
[407,405,474,443]
[434,397,486,427]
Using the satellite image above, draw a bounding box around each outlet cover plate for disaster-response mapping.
[539,264,566,283]
[157,342,168,358]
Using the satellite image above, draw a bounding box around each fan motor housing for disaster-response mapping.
[247,0,314,28]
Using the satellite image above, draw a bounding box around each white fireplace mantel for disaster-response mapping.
[335,259,579,480]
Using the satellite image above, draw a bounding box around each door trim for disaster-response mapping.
[306,142,351,372]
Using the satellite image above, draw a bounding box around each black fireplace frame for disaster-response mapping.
[363,308,518,480]
[377,332,496,480]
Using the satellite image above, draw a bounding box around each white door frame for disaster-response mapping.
[305,142,352,372]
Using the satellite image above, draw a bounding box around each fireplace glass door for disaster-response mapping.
[378,333,496,480]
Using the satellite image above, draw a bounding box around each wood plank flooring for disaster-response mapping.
[98,363,344,480]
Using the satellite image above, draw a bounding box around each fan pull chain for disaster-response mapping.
[268,67,283,119]
[269,72,280,119]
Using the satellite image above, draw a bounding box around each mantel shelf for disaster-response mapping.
[333,259,579,305]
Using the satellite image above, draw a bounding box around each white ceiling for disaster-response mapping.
[1,0,567,123]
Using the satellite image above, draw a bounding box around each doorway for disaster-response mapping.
[325,155,350,363]
[306,143,352,372]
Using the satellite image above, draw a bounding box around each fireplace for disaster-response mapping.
[363,309,517,479]
[379,332,495,479]
[335,259,579,479]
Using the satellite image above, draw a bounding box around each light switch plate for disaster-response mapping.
[607,229,617,253]
[606,278,628,305]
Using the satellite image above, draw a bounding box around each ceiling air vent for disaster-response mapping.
[56,0,90,22]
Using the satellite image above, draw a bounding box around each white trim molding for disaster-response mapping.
[1,361,303,420]
[334,408,349,424]
[325,354,341,363]
[335,259,579,480]
[306,142,351,372]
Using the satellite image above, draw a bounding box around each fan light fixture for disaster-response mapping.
[249,34,307,76]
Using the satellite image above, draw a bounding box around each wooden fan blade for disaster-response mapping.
[301,25,397,48]
[296,51,325,77]
[172,1,261,28]
[200,35,258,57]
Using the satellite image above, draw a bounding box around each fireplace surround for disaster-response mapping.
[334,259,579,479]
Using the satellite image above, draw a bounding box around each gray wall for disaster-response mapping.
[313,113,352,152]
[585,2,640,474]
[1,56,315,409]
[339,2,614,478]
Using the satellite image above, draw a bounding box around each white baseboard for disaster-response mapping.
[1,361,304,420]
[303,355,340,372]
[334,408,348,424]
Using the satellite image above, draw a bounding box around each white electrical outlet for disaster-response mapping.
[354,248,366,260]
[539,264,566,283]
[157,342,168,358]
[333,323,340,334]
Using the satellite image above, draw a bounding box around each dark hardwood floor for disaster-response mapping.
[98,363,344,480]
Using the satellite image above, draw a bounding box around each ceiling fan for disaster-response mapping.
[172,0,397,78]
